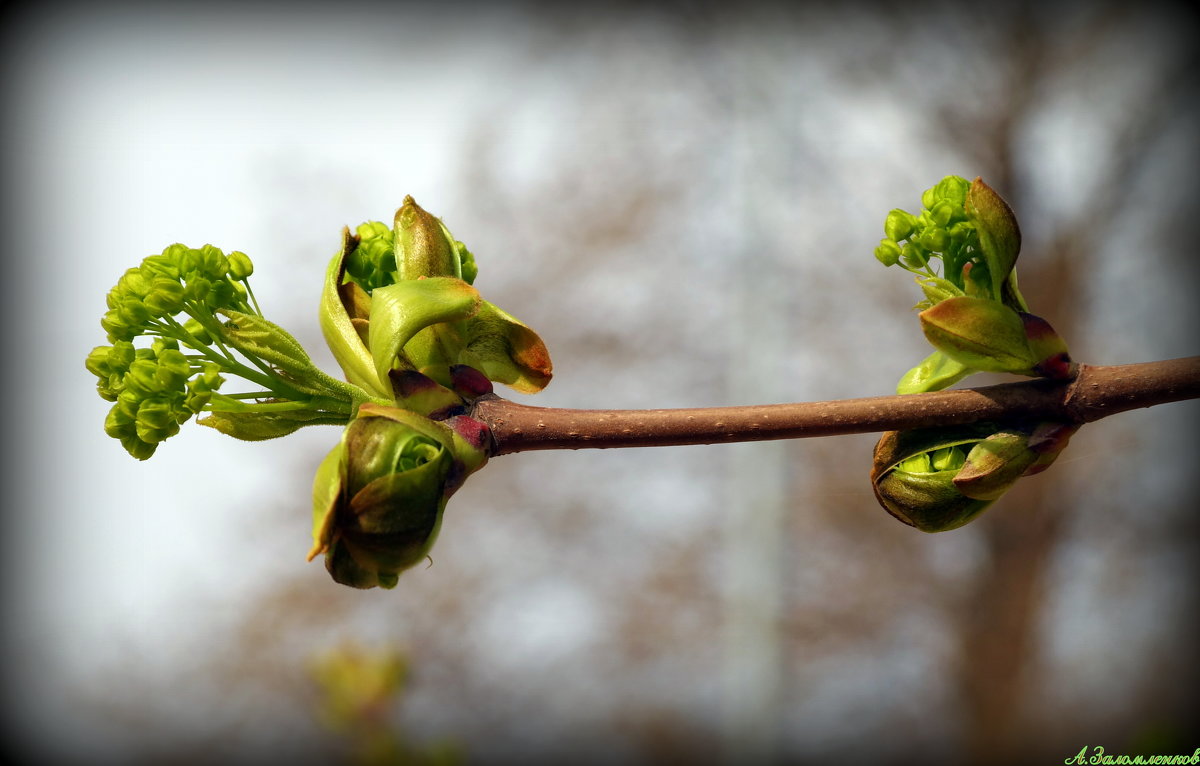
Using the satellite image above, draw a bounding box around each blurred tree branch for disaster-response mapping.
[475,357,1199,454]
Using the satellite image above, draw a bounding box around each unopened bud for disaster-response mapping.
[396,196,460,281]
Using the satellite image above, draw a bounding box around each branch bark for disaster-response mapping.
[472,357,1200,455]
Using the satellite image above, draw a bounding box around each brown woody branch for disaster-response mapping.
[471,357,1200,456]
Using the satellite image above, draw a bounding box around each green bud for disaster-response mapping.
[964,177,1021,300]
[117,268,152,299]
[134,398,180,444]
[928,200,958,228]
[356,220,391,241]
[104,404,135,439]
[456,241,478,285]
[395,196,459,281]
[921,186,937,210]
[141,252,182,280]
[116,389,141,420]
[185,276,212,303]
[109,341,136,370]
[322,200,552,400]
[919,296,1038,374]
[155,348,191,390]
[101,309,137,342]
[96,375,121,402]
[117,298,152,326]
[917,226,950,253]
[874,239,902,267]
[872,420,1078,531]
[144,278,186,315]
[120,434,158,460]
[227,251,254,280]
[308,404,491,589]
[932,175,970,208]
[184,366,223,412]
[188,245,229,279]
[871,426,995,532]
[884,209,916,242]
[125,359,164,397]
[86,346,113,378]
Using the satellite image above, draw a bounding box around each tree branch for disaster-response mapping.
[472,357,1200,455]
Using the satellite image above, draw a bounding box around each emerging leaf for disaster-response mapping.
[919,296,1037,374]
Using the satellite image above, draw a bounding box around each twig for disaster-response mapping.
[471,357,1200,455]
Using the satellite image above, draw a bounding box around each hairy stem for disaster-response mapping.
[472,357,1200,455]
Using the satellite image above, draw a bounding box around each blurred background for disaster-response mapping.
[3,1,1198,764]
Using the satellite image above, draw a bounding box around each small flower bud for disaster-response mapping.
[125,359,164,397]
[921,186,937,210]
[917,226,950,253]
[932,175,970,208]
[185,276,212,303]
[144,278,186,315]
[141,252,182,280]
[104,404,135,438]
[85,346,113,378]
[116,389,141,420]
[928,200,958,228]
[227,251,254,280]
[155,348,191,390]
[884,209,917,242]
[187,245,228,279]
[101,309,136,342]
[135,398,181,444]
[119,434,158,460]
[117,268,152,299]
[874,239,902,267]
[456,241,478,285]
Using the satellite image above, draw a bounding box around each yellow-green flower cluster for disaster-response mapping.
[99,243,255,342]
[85,338,224,459]
[344,216,477,296]
[873,175,995,302]
[86,243,263,458]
